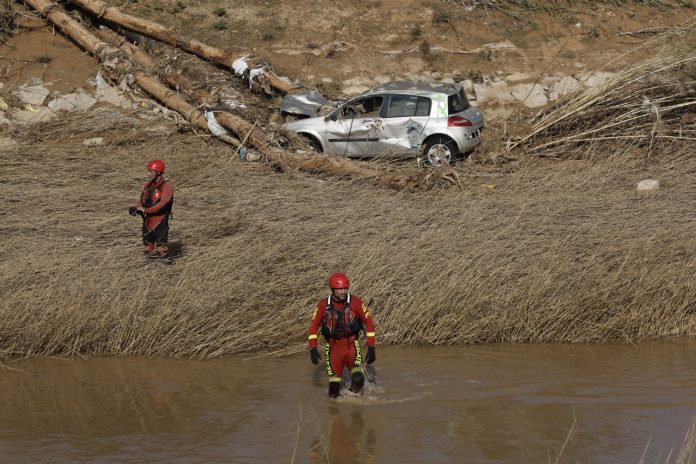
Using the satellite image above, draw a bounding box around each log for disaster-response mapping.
[96,25,155,72]
[23,0,119,61]
[68,0,298,94]
[22,0,435,190]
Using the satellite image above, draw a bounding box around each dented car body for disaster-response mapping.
[285,81,485,165]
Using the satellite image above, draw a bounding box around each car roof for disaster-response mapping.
[363,80,462,97]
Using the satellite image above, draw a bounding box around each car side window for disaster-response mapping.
[343,96,384,119]
[385,95,431,118]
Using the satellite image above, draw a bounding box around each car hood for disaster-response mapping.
[286,115,328,131]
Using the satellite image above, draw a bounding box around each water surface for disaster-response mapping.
[1,342,694,463]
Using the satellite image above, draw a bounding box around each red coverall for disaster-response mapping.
[136,177,173,246]
[308,294,376,384]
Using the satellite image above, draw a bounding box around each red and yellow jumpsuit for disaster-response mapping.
[308,294,376,385]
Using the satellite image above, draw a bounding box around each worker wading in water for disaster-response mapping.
[308,273,376,398]
[131,159,173,257]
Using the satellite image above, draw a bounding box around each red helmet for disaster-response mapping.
[328,272,350,289]
[146,159,165,174]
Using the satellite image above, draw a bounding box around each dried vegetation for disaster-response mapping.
[1,1,696,359]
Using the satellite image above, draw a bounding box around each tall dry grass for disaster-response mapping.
[1,106,695,358]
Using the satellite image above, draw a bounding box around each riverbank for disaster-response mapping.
[2,129,695,357]
[1,0,696,358]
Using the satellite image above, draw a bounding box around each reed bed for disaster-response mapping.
[517,37,696,154]
[1,107,695,358]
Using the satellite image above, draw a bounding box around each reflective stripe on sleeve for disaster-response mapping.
[366,332,375,337]
[308,334,317,340]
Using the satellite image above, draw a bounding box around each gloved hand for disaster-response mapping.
[310,347,320,365]
[128,207,144,217]
[365,346,376,364]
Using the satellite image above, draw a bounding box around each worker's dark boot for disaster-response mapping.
[349,371,364,393]
[156,244,169,258]
[328,381,341,398]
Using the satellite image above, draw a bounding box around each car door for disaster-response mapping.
[325,95,384,157]
[373,94,431,157]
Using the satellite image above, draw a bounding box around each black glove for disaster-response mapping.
[310,347,320,365]
[365,346,376,364]
[128,206,138,216]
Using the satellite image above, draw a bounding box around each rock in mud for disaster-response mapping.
[510,83,548,108]
[636,179,660,191]
[549,76,581,100]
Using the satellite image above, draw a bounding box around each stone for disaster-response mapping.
[510,83,548,108]
[15,84,50,106]
[578,71,615,88]
[473,80,515,105]
[0,112,10,126]
[341,85,370,96]
[636,179,659,191]
[342,77,375,87]
[506,72,531,83]
[460,79,475,99]
[549,76,581,100]
[48,92,97,112]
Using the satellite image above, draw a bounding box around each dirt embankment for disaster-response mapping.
[1,1,696,358]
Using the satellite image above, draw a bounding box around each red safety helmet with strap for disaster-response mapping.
[146,159,165,174]
[328,272,350,289]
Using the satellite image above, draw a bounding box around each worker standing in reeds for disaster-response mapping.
[307,272,376,398]
[130,159,173,257]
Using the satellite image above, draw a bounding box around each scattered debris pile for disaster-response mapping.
[513,47,696,154]
[1,0,469,190]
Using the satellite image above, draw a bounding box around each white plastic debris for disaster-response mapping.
[95,71,109,89]
[204,109,228,137]
[15,84,50,106]
[636,179,660,191]
[248,67,265,88]
[232,56,250,76]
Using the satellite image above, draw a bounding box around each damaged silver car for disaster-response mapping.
[285,80,484,165]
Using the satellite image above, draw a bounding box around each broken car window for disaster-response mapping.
[343,96,383,119]
[448,89,470,114]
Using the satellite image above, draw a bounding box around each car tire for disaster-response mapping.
[422,136,458,167]
[303,135,322,153]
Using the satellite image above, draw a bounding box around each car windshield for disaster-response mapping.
[448,89,470,114]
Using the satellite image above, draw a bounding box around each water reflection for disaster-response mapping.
[309,404,376,464]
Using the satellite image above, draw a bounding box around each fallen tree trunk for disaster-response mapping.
[23,0,119,60]
[22,0,438,190]
[68,0,298,94]
[96,25,155,72]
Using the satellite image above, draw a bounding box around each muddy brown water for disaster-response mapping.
[0,343,694,464]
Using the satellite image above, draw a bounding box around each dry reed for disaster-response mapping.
[1,102,695,358]
[516,27,696,154]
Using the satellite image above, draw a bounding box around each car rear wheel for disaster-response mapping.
[422,136,458,167]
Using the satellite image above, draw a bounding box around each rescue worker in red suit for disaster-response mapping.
[132,159,173,257]
[308,273,376,398]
